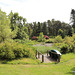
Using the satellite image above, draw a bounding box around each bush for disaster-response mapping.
[54,35,63,43]
[64,36,72,45]
[38,32,46,42]
[32,36,38,40]
[44,35,49,39]
[0,41,35,60]
[45,38,54,43]
[63,36,75,53]
[0,41,15,59]
[69,45,74,52]
[72,34,75,41]
[60,44,69,54]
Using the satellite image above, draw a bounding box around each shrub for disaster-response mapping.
[72,34,75,41]
[45,38,54,43]
[0,41,35,60]
[0,41,15,59]
[38,32,46,42]
[69,45,74,52]
[32,36,38,40]
[44,35,49,39]
[60,44,69,54]
[64,36,72,45]
[54,35,63,43]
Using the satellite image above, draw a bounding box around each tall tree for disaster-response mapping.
[36,22,42,36]
[9,11,28,39]
[32,22,37,36]
[70,9,75,32]
[47,20,52,36]
[42,22,48,35]
[0,9,16,42]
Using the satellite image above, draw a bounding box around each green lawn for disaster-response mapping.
[34,46,60,53]
[0,53,75,75]
[0,59,75,75]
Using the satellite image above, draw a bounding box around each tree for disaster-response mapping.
[42,22,48,35]
[70,9,75,32]
[0,9,16,42]
[47,20,53,36]
[38,32,45,42]
[58,29,64,38]
[32,22,37,36]
[9,11,28,39]
[36,22,42,36]
[27,23,33,37]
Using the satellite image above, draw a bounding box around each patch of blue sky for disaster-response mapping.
[0,2,10,6]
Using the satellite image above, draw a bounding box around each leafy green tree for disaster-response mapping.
[0,9,16,42]
[38,32,45,42]
[9,11,28,39]
[58,29,64,38]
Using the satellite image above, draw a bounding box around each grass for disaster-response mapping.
[0,53,75,75]
[34,46,60,53]
[0,58,40,65]
[0,42,75,75]
[0,58,75,75]
[60,53,75,63]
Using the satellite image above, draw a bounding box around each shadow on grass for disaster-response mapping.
[0,59,9,64]
[0,56,29,64]
[66,67,75,75]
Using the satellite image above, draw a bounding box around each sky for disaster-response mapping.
[0,0,75,23]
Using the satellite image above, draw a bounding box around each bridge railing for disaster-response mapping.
[35,50,44,63]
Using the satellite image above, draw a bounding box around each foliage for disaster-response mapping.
[44,35,49,39]
[34,46,60,53]
[0,41,35,60]
[9,11,29,40]
[42,22,48,35]
[45,38,54,43]
[54,35,63,43]
[60,44,69,54]
[58,29,65,38]
[64,36,73,45]
[38,32,46,42]
[63,36,75,53]
[0,9,16,42]
[70,9,75,29]
[58,36,75,53]
[32,36,38,40]
[72,33,75,41]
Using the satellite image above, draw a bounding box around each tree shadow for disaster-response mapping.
[0,56,28,64]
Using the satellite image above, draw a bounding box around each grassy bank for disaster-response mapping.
[34,46,60,53]
[0,53,75,75]
[0,58,75,75]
